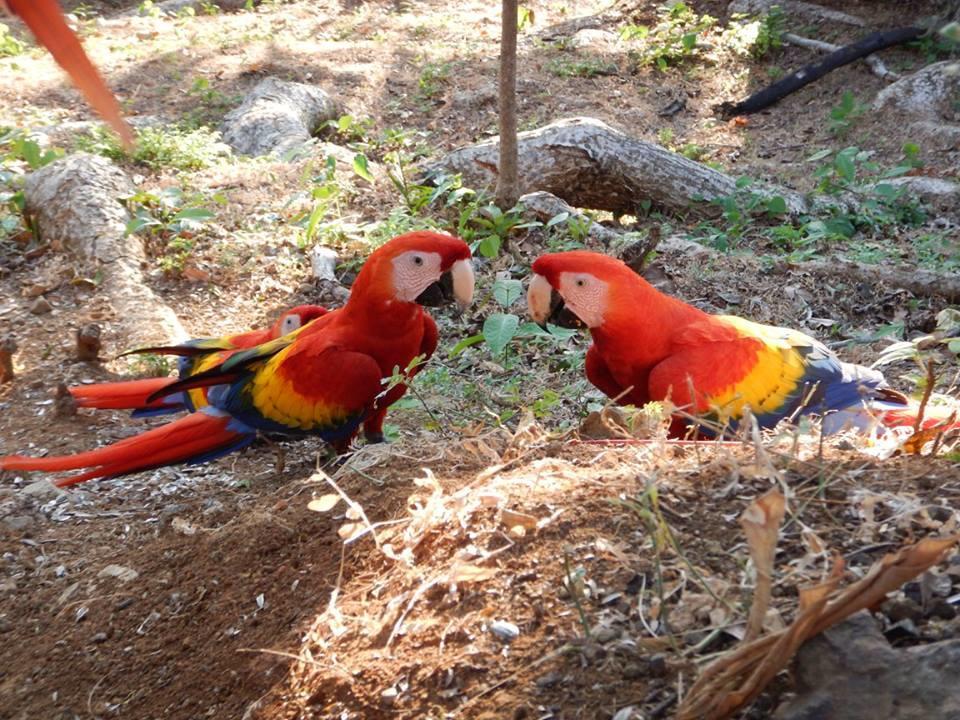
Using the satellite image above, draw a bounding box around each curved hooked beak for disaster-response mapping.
[416,258,475,312]
[527,273,585,330]
[3,0,134,149]
[527,273,555,329]
[450,258,474,312]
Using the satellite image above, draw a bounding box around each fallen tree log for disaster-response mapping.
[24,153,187,347]
[718,26,925,118]
[424,117,813,218]
[792,258,960,303]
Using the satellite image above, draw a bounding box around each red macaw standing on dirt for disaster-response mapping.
[1,232,474,486]
[2,0,133,146]
[527,250,959,438]
[69,304,329,417]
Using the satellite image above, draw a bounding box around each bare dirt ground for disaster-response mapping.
[1,0,959,718]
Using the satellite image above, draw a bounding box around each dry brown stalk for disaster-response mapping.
[740,490,786,643]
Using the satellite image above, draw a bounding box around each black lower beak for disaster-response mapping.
[542,289,584,330]
[416,270,454,307]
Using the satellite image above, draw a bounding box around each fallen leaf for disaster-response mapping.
[448,563,498,583]
[307,494,341,513]
[502,508,538,531]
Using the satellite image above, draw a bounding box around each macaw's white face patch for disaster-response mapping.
[391,250,444,301]
[280,313,302,336]
[556,271,609,328]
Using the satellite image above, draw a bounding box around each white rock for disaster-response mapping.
[98,564,139,583]
[311,245,339,282]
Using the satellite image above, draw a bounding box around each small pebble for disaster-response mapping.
[648,654,668,677]
[594,625,622,643]
[29,297,52,315]
[489,620,520,643]
[535,671,562,688]
[92,632,108,643]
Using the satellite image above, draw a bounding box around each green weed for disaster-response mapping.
[79,125,229,170]
[621,2,716,71]
[547,57,618,78]
[0,23,26,57]
[828,91,867,137]
[125,187,220,274]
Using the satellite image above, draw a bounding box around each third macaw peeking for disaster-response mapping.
[528,250,959,438]
[2,0,133,146]
[1,232,473,486]
[69,304,329,417]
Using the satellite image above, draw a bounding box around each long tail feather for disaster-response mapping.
[874,401,960,432]
[118,344,230,359]
[69,378,184,412]
[7,0,133,147]
[824,398,960,435]
[0,410,252,486]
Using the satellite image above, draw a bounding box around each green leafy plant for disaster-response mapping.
[751,5,784,59]
[452,276,577,361]
[417,61,452,103]
[297,155,348,248]
[184,77,240,127]
[621,2,716,71]
[828,91,867,137]
[0,23,26,57]
[125,187,219,274]
[468,204,527,258]
[0,130,64,244]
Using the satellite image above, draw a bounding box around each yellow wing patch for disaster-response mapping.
[249,354,349,431]
[703,316,810,423]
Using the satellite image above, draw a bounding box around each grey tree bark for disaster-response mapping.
[426,117,813,218]
[221,77,341,158]
[495,0,519,210]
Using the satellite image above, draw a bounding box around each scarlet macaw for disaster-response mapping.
[2,0,133,146]
[527,250,959,437]
[1,232,474,485]
[69,304,329,417]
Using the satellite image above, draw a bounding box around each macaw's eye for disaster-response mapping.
[413,256,424,266]
[576,279,585,287]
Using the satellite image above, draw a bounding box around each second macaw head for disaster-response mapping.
[272,304,330,338]
[352,231,474,311]
[2,0,133,147]
[528,251,640,330]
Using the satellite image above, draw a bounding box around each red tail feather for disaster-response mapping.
[69,378,177,411]
[876,401,960,432]
[7,0,133,147]
[0,411,250,486]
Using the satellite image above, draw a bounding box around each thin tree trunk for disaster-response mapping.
[496,0,519,209]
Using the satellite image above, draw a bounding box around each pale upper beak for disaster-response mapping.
[527,273,553,327]
[450,258,475,312]
[4,0,134,149]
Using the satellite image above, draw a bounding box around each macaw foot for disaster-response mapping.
[364,431,386,444]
